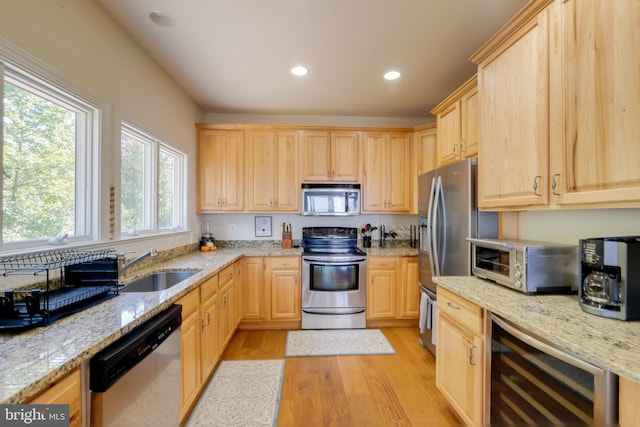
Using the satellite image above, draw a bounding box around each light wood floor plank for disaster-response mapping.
[220,327,462,427]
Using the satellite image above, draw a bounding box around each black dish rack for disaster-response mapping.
[0,248,119,332]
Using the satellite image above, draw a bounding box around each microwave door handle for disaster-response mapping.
[432,176,443,276]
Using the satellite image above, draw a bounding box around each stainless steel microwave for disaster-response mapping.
[301,183,360,216]
[467,238,578,294]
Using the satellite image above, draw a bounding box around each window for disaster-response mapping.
[120,122,185,236]
[1,59,98,250]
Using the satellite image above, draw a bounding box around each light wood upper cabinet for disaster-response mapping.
[246,130,300,212]
[471,0,640,210]
[413,124,437,213]
[362,132,412,213]
[548,0,640,207]
[431,75,478,168]
[414,124,437,177]
[471,2,553,209]
[197,129,244,212]
[301,131,360,182]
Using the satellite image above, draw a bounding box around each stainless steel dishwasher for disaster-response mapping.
[89,305,182,427]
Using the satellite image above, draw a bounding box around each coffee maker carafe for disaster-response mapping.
[579,236,640,320]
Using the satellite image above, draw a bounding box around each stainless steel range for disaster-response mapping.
[301,226,367,329]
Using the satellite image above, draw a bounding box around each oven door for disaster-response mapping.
[301,255,366,309]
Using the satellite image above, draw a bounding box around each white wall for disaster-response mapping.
[0,0,204,255]
[202,213,417,242]
[518,209,640,245]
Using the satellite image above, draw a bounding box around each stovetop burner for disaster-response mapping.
[301,226,364,256]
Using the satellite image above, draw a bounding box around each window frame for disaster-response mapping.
[0,51,101,252]
[119,121,187,238]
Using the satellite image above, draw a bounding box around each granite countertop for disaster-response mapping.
[0,244,416,404]
[433,276,640,384]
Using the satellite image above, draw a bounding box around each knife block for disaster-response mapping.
[282,230,292,249]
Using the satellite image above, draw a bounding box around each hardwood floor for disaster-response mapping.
[220,327,462,427]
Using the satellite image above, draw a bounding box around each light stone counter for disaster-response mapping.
[433,276,640,384]
[0,246,301,404]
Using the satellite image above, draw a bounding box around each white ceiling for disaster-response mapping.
[96,0,528,120]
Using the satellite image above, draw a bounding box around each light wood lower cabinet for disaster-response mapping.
[436,287,486,427]
[367,256,419,324]
[238,257,266,321]
[178,273,227,423]
[218,264,236,350]
[620,377,640,427]
[266,257,301,321]
[25,367,82,427]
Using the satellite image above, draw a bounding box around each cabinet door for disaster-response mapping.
[27,368,82,427]
[178,289,201,416]
[269,269,300,320]
[550,0,640,206]
[331,132,360,182]
[274,131,300,211]
[301,131,331,181]
[436,102,461,167]
[199,275,219,383]
[247,131,299,211]
[367,263,397,320]
[436,313,484,427]
[239,257,265,320]
[398,257,419,319]
[415,125,437,176]
[219,284,233,349]
[461,85,478,159]
[362,133,387,211]
[246,131,276,211]
[197,130,244,212]
[387,133,412,212]
[477,7,550,209]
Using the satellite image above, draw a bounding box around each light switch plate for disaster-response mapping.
[255,216,272,237]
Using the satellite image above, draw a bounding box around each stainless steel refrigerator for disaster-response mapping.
[417,158,497,355]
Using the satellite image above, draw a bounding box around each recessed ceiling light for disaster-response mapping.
[384,70,401,80]
[291,66,308,76]
[149,11,174,27]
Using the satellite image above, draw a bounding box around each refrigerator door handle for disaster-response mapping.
[426,177,437,277]
[432,176,443,276]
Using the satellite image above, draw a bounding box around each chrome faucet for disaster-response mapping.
[380,225,386,248]
[117,249,158,280]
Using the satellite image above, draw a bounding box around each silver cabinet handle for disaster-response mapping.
[552,173,561,195]
[446,301,460,310]
[532,175,542,196]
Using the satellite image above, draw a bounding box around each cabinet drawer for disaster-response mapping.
[218,264,234,289]
[177,288,200,319]
[200,275,218,301]
[438,287,485,336]
[270,257,299,270]
[368,257,398,270]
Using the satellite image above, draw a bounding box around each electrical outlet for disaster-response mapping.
[229,224,236,233]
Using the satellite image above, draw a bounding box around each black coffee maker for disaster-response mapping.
[579,236,640,320]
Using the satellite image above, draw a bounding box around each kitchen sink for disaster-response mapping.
[120,270,199,293]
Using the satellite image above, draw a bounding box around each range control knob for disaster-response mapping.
[515,271,523,279]
[515,280,523,288]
